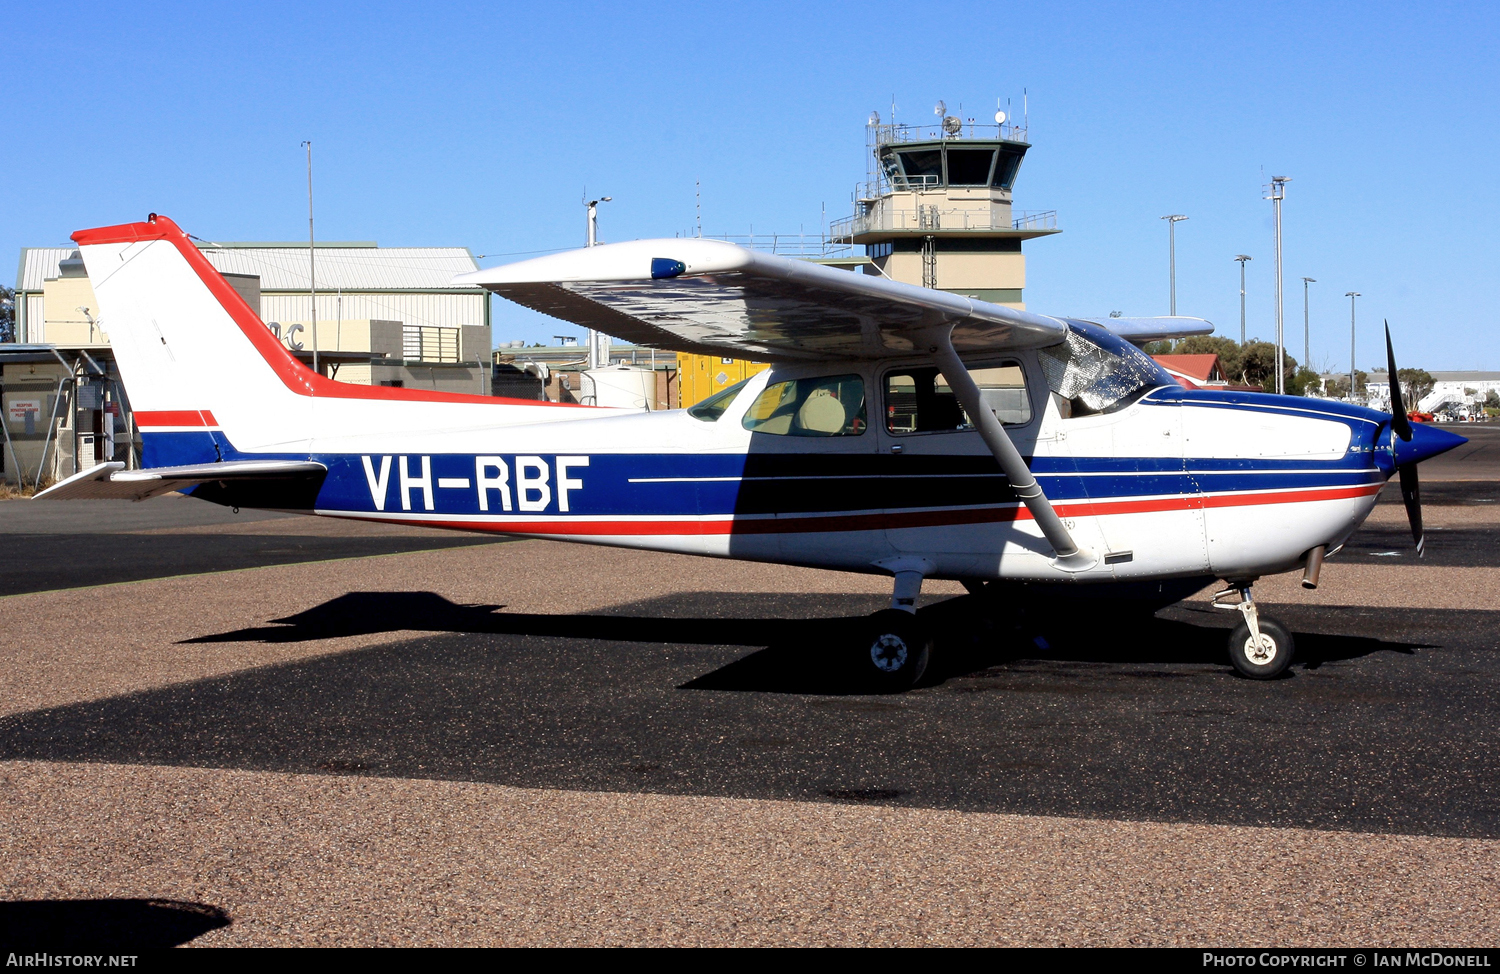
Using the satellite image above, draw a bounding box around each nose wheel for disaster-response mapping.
[858,609,932,692]
[1213,584,1295,679]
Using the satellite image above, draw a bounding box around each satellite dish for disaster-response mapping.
[994,110,1007,124]
[934,100,946,116]
[868,111,880,126]
[942,115,963,136]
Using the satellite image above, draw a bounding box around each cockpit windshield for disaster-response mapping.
[1038,321,1177,417]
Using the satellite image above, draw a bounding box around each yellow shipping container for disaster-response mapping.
[677,353,770,408]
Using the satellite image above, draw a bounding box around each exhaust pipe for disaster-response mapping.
[1301,545,1327,590]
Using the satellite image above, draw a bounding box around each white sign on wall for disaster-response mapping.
[7,399,42,431]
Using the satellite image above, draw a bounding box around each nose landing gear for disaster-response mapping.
[858,560,933,692]
[859,609,933,692]
[1213,583,1295,679]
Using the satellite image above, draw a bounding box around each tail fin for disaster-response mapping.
[75,215,314,465]
[73,214,567,469]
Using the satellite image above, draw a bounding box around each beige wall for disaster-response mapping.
[269,320,489,364]
[41,277,108,344]
[331,364,372,386]
[270,318,387,354]
[875,252,1026,291]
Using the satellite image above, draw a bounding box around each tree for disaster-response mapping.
[1486,389,1499,409]
[1289,367,1321,397]
[0,285,14,343]
[1234,341,1299,392]
[1397,368,1435,408]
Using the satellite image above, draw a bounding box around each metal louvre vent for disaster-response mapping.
[402,325,460,363]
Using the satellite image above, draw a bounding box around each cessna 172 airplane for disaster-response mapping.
[39,214,1465,689]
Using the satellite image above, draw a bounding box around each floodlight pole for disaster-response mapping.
[1301,277,1316,377]
[1268,177,1290,395]
[1162,215,1188,315]
[1235,255,1252,345]
[302,140,318,377]
[584,195,612,371]
[1346,291,1361,403]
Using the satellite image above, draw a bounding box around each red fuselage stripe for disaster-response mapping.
[352,483,1384,538]
[135,409,220,428]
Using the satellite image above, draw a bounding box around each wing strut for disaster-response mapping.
[923,327,1097,572]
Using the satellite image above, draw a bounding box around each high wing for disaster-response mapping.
[455,239,1068,361]
[35,460,327,502]
[1078,317,1214,344]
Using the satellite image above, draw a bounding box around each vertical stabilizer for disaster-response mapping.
[74,215,314,464]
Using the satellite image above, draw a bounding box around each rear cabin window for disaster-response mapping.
[884,363,1031,433]
[741,375,867,437]
[686,376,751,422]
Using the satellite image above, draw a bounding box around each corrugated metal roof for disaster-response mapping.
[17,244,480,292]
[16,248,74,291]
[201,246,480,291]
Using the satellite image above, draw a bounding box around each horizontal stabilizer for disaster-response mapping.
[34,460,328,502]
[1081,317,1215,344]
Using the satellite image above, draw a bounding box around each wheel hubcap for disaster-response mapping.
[870,634,909,673]
[1243,632,1278,665]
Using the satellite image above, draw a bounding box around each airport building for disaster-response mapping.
[1360,370,1500,418]
[829,111,1057,306]
[5,240,492,487]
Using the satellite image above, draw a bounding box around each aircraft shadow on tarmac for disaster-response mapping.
[7,590,1489,838]
[0,899,230,949]
[181,590,1426,695]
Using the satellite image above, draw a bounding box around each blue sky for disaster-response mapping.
[4,1,1496,370]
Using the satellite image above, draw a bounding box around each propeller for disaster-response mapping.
[1384,321,1423,556]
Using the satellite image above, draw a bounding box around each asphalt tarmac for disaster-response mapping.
[2,589,1495,839]
[0,429,1496,945]
[0,496,507,597]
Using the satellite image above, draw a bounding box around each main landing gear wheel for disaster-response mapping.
[859,609,932,693]
[1227,616,1295,679]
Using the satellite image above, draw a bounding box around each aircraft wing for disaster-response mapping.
[34,460,327,502]
[455,239,1067,361]
[1080,317,1214,344]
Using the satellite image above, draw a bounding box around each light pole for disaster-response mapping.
[1268,176,1290,394]
[584,195,612,370]
[302,141,317,377]
[1235,255,1252,345]
[1162,215,1188,315]
[1301,277,1316,377]
[1345,291,1361,403]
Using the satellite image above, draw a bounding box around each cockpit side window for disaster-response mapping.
[885,362,1032,433]
[741,374,867,436]
[1039,322,1176,417]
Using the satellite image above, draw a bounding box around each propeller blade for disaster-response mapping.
[1399,462,1424,557]
[1385,321,1412,441]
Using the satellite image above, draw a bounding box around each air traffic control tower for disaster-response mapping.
[829,107,1058,307]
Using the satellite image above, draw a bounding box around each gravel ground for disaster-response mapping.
[3,760,1497,947]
